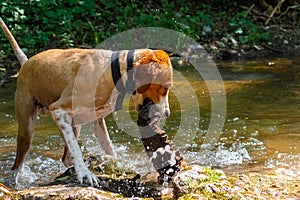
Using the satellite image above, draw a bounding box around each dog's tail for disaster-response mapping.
[0,17,28,66]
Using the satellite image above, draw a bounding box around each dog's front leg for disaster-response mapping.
[61,122,81,168]
[51,108,99,187]
[90,118,116,158]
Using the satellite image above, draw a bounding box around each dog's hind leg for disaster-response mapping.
[11,88,38,170]
[90,118,116,158]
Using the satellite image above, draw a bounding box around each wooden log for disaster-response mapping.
[137,99,185,183]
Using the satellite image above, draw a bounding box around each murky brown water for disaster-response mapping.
[0,56,299,186]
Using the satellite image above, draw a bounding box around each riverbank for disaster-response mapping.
[1,162,299,199]
[1,42,299,87]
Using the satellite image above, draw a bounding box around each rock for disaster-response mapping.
[172,165,227,198]
[215,41,226,48]
[253,45,263,51]
[228,36,238,47]
[0,182,11,199]
[221,37,228,43]
[214,169,226,180]
[16,185,123,200]
[203,25,212,33]
[1,183,123,200]
[217,49,239,60]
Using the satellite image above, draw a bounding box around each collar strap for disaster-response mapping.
[111,50,136,111]
[126,50,135,93]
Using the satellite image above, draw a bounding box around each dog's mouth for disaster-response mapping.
[139,97,170,119]
[143,98,153,106]
[137,98,157,127]
[136,98,152,112]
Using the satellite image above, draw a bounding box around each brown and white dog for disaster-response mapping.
[0,17,173,186]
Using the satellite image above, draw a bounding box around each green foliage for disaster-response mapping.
[229,11,269,45]
[1,0,96,53]
[0,0,269,56]
[202,167,220,182]
[186,178,198,193]
[181,167,231,199]
[177,6,214,39]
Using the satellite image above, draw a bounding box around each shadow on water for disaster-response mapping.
[0,56,299,186]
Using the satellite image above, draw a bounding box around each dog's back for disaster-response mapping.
[18,48,115,109]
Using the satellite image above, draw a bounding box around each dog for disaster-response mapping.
[0,17,173,186]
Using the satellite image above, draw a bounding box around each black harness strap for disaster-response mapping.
[126,50,135,94]
[111,50,136,111]
[111,51,125,93]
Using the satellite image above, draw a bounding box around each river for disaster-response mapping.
[0,55,299,188]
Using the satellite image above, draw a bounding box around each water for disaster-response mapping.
[0,56,299,187]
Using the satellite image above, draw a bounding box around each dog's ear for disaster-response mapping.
[137,83,151,93]
[134,64,153,93]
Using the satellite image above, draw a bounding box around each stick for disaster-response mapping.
[137,99,185,183]
[265,0,286,25]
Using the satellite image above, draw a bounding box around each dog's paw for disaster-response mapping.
[76,166,100,188]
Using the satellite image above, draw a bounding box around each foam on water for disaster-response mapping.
[185,143,252,167]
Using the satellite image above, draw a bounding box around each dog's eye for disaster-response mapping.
[159,86,169,96]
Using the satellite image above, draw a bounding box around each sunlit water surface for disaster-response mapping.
[0,56,299,188]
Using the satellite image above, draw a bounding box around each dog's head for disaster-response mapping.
[132,50,173,117]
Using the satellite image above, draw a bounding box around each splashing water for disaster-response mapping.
[185,142,252,168]
[13,165,38,190]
